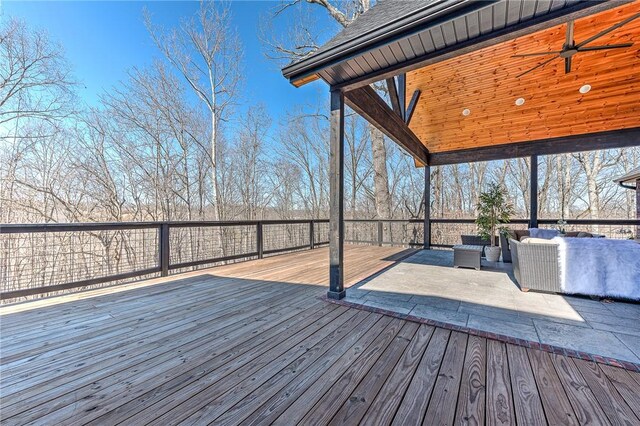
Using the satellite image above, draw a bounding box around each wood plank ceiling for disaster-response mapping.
[406,1,640,154]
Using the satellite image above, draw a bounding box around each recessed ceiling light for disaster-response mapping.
[462,108,471,116]
[515,98,525,106]
[579,84,592,94]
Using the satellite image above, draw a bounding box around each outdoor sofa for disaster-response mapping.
[508,232,599,293]
[501,229,596,263]
[509,238,562,293]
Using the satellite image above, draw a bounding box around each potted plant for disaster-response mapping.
[556,219,567,236]
[476,183,515,262]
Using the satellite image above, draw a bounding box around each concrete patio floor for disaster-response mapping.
[346,249,640,364]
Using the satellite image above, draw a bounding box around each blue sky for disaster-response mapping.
[3,0,334,125]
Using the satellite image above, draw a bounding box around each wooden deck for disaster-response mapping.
[1,245,639,425]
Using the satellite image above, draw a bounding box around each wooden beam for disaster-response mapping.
[328,89,345,300]
[428,127,640,166]
[386,77,401,117]
[344,85,429,166]
[530,155,538,229]
[424,165,431,249]
[405,90,421,125]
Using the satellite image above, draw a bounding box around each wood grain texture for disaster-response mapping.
[550,353,612,426]
[2,246,639,425]
[422,331,468,425]
[525,349,578,426]
[455,335,486,426]
[506,344,547,425]
[406,1,640,154]
[360,324,435,426]
[574,359,640,426]
[486,340,515,426]
[391,327,450,426]
[328,322,419,425]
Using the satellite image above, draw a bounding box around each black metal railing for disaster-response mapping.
[1,217,637,301]
[0,220,329,300]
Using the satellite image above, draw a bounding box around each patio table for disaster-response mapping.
[453,245,483,270]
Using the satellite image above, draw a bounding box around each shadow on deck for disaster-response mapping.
[1,246,639,425]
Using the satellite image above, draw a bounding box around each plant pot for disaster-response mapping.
[485,246,501,262]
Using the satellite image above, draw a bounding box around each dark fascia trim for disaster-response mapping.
[282,0,488,83]
[283,0,623,88]
[429,128,640,166]
[618,182,637,190]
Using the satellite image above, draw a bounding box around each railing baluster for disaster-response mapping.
[377,220,383,246]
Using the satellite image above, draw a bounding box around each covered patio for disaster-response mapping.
[280,0,640,396]
[345,249,640,364]
[282,0,640,301]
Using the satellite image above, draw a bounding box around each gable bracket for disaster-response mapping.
[344,84,429,166]
[405,90,421,125]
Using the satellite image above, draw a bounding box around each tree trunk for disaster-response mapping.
[370,125,391,219]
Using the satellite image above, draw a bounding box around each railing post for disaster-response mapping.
[160,223,169,277]
[377,220,383,246]
[257,221,264,259]
[310,220,315,250]
[530,155,539,228]
[424,165,431,249]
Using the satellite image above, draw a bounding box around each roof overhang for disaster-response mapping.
[282,0,640,166]
[614,166,640,188]
[283,0,628,90]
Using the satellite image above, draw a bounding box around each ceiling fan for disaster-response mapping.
[513,12,640,78]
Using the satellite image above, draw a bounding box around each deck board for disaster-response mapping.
[2,245,639,425]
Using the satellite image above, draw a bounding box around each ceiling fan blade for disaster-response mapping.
[512,51,561,57]
[578,43,634,51]
[565,56,572,74]
[565,20,575,47]
[576,12,640,48]
[516,57,556,78]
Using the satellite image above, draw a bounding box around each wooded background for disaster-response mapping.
[2,1,639,227]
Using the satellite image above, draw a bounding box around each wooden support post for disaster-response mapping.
[310,220,315,250]
[257,221,264,259]
[377,220,383,247]
[328,89,345,300]
[530,155,539,228]
[160,223,170,277]
[424,165,431,249]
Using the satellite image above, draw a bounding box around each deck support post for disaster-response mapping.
[328,89,346,300]
[530,155,539,228]
[423,165,431,249]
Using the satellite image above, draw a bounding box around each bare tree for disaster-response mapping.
[263,0,393,219]
[235,105,272,220]
[145,1,242,220]
[0,19,75,132]
[277,108,329,218]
